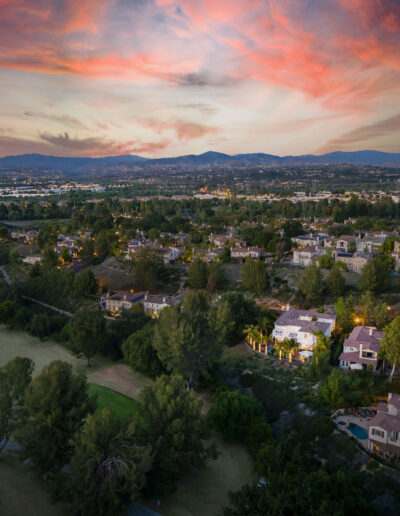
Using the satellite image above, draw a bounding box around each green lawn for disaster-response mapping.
[88,383,139,420]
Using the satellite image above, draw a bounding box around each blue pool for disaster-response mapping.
[348,423,368,440]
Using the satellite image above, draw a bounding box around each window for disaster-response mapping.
[372,429,384,438]
[390,431,398,442]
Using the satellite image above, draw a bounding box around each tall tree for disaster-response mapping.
[207,391,262,441]
[42,247,59,268]
[327,266,345,297]
[381,316,400,382]
[241,259,269,295]
[69,310,105,366]
[122,324,163,377]
[188,258,209,289]
[358,257,390,293]
[0,357,33,454]
[153,292,221,388]
[18,361,96,473]
[73,269,98,297]
[298,263,324,304]
[136,375,217,496]
[66,408,145,516]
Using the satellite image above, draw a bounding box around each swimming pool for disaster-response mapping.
[348,423,368,440]
[338,421,347,426]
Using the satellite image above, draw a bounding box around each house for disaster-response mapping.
[292,246,325,266]
[368,393,400,457]
[292,233,325,248]
[102,291,145,312]
[143,292,186,316]
[339,326,383,371]
[211,235,246,248]
[161,246,182,264]
[334,252,370,273]
[324,235,357,253]
[356,235,386,253]
[192,248,222,262]
[272,308,336,351]
[23,254,42,264]
[231,247,262,260]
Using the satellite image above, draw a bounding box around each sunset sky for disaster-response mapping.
[0,0,399,158]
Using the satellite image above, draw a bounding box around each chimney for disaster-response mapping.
[369,328,373,336]
[163,296,166,303]
[286,303,290,311]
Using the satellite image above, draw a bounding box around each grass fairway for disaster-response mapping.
[88,383,139,420]
[150,434,255,516]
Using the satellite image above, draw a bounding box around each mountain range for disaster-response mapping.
[0,150,399,172]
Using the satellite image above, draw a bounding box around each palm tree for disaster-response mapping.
[313,330,331,364]
[287,338,298,363]
[275,339,287,361]
[243,325,259,350]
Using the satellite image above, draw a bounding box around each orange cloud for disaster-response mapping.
[143,119,218,140]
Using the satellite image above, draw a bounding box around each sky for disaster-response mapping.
[0,0,399,158]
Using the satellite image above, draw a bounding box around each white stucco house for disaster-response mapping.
[272,308,336,351]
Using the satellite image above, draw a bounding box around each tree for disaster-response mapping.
[380,316,400,382]
[0,357,33,453]
[335,296,354,335]
[80,239,95,264]
[318,252,334,269]
[122,324,163,377]
[207,391,262,441]
[42,247,59,268]
[188,258,209,289]
[153,293,221,388]
[28,313,51,339]
[358,257,390,293]
[69,310,105,366]
[18,361,96,473]
[136,375,216,496]
[66,409,145,516]
[327,266,345,297]
[241,259,269,295]
[313,330,331,364]
[358,291,375,325]
[298,263,324,303]
[61,246,71,263]
[374,301,391,330]
[133,248,166,292]
[73,269,98,297]
[243,324,263,351]
[207,262,225,292]
[318,369,345,409]
[106,307,150,360]
[211,292,258,347]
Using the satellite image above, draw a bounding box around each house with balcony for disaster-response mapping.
[324,235,357,253]
[356,235,386,253]
[143,292,186,316]
[292,233,325,248]
[333,251,371,273]
[272,308,335,352]
[368,393,400,457]
[292,245,325,266]
[339,326,383,371]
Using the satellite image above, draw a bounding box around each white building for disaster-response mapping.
[231,247,262,259]
[143,292,186,316]
[292,246,325,266]
[292,233,325,248]
[102,291,145,312]
[272,308,336,351]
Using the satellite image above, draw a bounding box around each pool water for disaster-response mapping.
[338,421,347,426]
[348,423,368,440]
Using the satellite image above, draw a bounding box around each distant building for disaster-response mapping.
[292,245,325,266]
[324,235,356,253]
[356,235,386,253]
[339,326,383,371]
[334,252,370,273]
[231,247,262,260]
[103,291,145,312]
[292,233,325,248]
[143,292,186,316]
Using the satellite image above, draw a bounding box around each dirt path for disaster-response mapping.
[88,364,153,400]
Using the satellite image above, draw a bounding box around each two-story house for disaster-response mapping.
[292,245,325,266]
[272,308,336,351]
[292,233,325,248]
[103,291,146,313]
[231,247,262,260]
[339,326,383,371]
[356,235,386,253]
[368,393,400,457]
[324,235,357,253]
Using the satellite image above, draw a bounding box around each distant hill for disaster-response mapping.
[0,150,400,172]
